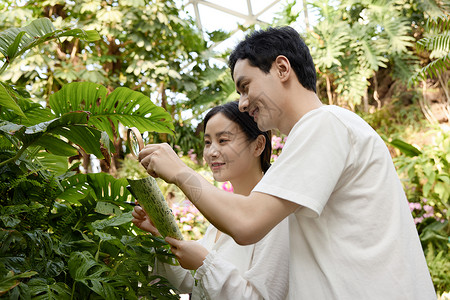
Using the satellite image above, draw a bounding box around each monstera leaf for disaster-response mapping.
[49,82,174,138]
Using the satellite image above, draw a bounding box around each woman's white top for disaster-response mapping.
[154,219,289,299]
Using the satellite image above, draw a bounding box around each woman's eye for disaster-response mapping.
[204,140,211,145]
[219,139,229,143]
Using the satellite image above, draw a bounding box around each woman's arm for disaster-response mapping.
[192,219,290,300]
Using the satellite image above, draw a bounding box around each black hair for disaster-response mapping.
[203,101,272,173]
[229,26,317,93]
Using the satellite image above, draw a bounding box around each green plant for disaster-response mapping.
[0,18,179,299]
[388,130,449,294]
[410,14,450,84]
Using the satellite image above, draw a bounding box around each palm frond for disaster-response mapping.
[417,32,450,53]
[417,0,449,18]
[426,15,450,32]
[0,18,100,74]
[409,53,450,85]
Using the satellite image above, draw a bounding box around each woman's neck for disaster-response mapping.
[229,167,264,196]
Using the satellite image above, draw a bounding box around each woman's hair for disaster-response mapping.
[203,101,272,173]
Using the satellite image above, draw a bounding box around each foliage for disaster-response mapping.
[410,14,450,84]
[0,18,180,299]
[0,0,228,135]
[388,129,449,294]
[286,0,417,109]
[393,129,449,222]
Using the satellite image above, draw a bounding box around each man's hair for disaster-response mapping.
[203,101,272,173]
[229,26,317,93]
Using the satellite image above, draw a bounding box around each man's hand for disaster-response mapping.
[131,205,161,236]
[138,143,189,183]
[165,237,209,270]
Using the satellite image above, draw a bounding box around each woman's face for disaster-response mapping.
[203,113,259,183]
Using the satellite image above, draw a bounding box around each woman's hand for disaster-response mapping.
[165,237,209,270]
[131,204,161,236]
[138,143,189,183]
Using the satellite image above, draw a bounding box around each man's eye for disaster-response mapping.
[204,140,211,145]
[219,139,229,143]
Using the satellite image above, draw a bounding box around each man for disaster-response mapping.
[139,26,435,299]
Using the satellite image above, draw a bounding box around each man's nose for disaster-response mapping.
[238,95,249,112]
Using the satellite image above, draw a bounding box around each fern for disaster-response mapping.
[417,32,450,53]
[410,14,450,85]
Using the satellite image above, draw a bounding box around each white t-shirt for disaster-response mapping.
[253,105,436,299]
[155,218,289,299]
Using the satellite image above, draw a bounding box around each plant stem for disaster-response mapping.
[0,145,27,167]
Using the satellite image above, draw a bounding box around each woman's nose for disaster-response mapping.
[205,144,219,159]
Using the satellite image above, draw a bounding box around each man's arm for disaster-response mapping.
[139,143,298,245]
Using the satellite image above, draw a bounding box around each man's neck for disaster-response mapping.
[278,87,323,135]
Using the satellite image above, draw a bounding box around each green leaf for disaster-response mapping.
[6,31,26,59]
[388,139,422,157]
[28,279,71,300]
[91,212,133,230]
[0,83,25,117]
[94,230,116,241]
[68,251,118,299]
[0,215,21,228]
[95,201,122,216]
[57,174,92,203]
[0,18,100,73]
[49,82,174,138]
[87,173,131,202]
[0,270,37,295]
[33,152,69,177]
[58,28,101,42]
[52,125,105,158]
[34,135,78,156]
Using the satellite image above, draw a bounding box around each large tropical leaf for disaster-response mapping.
[0,111,109,167]
[0,18,100,74]
[68,251,120,299]
[57,173,92,204]
[28,279,71,300]
[49,82,174,138]
[0,82,25,118]
[0,89,54,126]
[86,173,131,203]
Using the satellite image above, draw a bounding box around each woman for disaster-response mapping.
[132,101,289,299]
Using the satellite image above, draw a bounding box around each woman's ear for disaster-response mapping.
[253,135,266,157]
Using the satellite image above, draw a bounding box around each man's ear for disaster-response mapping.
[253,135,266,157]
[274,55,291,83]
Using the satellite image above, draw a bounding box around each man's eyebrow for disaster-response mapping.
[235,76,245,93]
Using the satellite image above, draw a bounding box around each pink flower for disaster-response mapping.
[221,182,234,193]
[183,225,192,231]
[423,205,433,213]
[414,217,423,224]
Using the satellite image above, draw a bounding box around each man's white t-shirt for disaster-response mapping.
[254,105,436,299]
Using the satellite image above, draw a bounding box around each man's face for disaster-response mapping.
[233,59,283,132]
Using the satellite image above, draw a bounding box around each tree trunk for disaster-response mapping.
[325,74,333,105]
[303,0,310,32]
